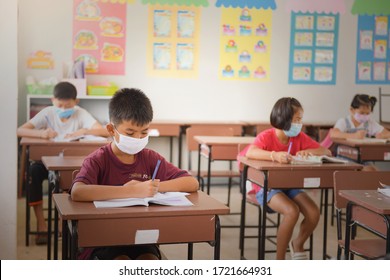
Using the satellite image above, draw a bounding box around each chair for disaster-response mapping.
[333,170,390,259]
[186,125,241,206]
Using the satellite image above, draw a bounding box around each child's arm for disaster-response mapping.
[375,128,390,139]
[330,128,366,139]
[246,144,291,164]
[17,122,57,139]
[157,176,199,193]
[65,121,110,138]
[71,179,159,202]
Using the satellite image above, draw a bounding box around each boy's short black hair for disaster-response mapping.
[109,88,153,126]
[53,82,77,100]
[270,97,303,131]
[351,94,377,112]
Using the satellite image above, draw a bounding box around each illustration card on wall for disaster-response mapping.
[356,15,390,84]
[289,13,339,84]
[72,0,127,75]
[147,5,200,78]
[219,7,272,81]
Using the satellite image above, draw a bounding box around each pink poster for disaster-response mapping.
[72,0,126,75]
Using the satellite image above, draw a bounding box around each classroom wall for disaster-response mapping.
[17,0,390,125]
[1,0,18,259]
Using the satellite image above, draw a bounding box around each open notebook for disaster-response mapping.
[378,182,390,197]
[93,192,193,208]
[291,155,349,165]
[53,135,108,142]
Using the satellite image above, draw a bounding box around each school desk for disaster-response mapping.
[41,155,85,260]
[149,121,182,165]
[339,190,390,259]
[20,137,108,246]
[238,157,363,260]
[332,138,390,163]
[194,136,255,196]
[53,191,230,260]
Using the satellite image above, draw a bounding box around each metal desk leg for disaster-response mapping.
[62,219,68,260]
[239,165,248,258]
[322,189,328,260]
[187,243,193,260]
[214,215,221,260]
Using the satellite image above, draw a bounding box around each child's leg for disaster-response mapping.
[29,162,48,233]
[291,192,320,252]
[268,193,300,260]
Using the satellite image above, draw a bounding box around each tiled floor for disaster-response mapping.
[17,184,366,260]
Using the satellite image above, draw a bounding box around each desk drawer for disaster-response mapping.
[77,214,217,247]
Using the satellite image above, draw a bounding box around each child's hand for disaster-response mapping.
[274,151,292,163]
[41,128,57,139]
[352,130,366,139]
[123,179,159,198]
[296,150,312,158]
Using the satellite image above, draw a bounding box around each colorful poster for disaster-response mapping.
[356,15,390,84]
[289,12,339,84]
[219,7,272,81]
[147,5,200,78]
[72,0,127,75]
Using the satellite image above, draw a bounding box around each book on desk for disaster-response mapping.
[291,155,349,165]
[348,137,390,144]
[53,135,108,142]
[93,192,193,208]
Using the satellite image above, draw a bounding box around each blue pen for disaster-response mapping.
[287,141,293,155]
[152,159,161,181]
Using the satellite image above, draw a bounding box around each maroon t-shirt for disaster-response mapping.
[72,143,190,188]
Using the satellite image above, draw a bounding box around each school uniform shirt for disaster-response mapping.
[73,143,190,187]
[238,128,320,193]
[334,115,384,137]
[29,105,97,135]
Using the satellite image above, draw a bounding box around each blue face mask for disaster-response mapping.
[55,107,75,119]
[283,123,302,137]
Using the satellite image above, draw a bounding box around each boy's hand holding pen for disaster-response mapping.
[43,116,58,139]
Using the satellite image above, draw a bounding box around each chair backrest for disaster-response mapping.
[333,170,390,209]
[186,126,236,152]
[61,147,98,156]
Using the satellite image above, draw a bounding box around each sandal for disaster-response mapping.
[289,240,308,260]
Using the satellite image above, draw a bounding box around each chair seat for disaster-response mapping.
[338,239,387,259]
[189,170,240,178]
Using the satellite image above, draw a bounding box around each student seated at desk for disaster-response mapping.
[330,94,390,140]
[238,97,331,260]
[17,81,108,245]
[71,88,199,260]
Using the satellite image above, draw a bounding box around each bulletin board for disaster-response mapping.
[218,7,272,81]
[288,12,339,85]
[72,0,127,75]
[147,5,200,78]
[355,15,390,84]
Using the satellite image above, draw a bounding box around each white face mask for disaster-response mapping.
[113,127,149,155]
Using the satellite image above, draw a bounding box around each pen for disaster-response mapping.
[152,159,161,181]
[287,141,293,155]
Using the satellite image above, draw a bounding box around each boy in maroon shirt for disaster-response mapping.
[71,88,199,260]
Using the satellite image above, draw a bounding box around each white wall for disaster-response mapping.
[17,0,390,126]
[0,0,18,259]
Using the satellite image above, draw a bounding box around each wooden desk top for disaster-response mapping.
[194,136,255,146]
[53,191,230,220]
[41,156,85,171]
[339,190,390,215]
[332,138,390,147]
[239,156,363,171]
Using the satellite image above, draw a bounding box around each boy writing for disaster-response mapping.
[17,81,108,245]
[71,88,199,260]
